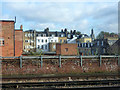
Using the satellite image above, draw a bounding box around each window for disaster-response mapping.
[25,33,28,37]
[65,48,68,52]
[38,39,40,42]
[52,34,55,37]
[31,34,33,37]
[97,41,99,46]
[41,45,43,49]
[64,40,66,43]
[55,40,57,42]
[101,41,104,46]
[61,34,64,37]
[28,33,30,37]
[25,40,28,42]
[2,40,4,45]
[60,40,62,43]
[38,34,41,37]
[53,45,56,49]
[0,39,4,46]
[88,43,90,47]
[80,43,82,47]
[38,45,40,49]
[45,45,47,49]
[45,39,47,42]
[83,43,85,47]
[51,40,53,42]
[43,34,46,37]
[86,43,88,47]
[42,39,44,43]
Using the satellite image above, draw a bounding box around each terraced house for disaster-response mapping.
[76,29,95,55]
[23,30,36,52]
[36,28,67,52]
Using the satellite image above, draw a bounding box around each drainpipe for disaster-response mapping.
[14,16,16,56]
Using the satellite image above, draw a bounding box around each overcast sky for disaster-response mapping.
[0,0,119,37]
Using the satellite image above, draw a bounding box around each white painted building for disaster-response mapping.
[36,36,58,52]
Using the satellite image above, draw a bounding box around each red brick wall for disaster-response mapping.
[1,57,119,75]
[15,30,23,56]
[0,21,15,57]
[56,44,61,55]
[56,43,78,55]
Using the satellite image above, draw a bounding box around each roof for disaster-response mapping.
[0,20,15,22]
[15,29,23,31]
[24,30,35,32]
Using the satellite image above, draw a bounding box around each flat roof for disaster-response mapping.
[0,20,15,22]
[15,29,23,31]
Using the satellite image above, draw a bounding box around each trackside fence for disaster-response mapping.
[0,55,120,68]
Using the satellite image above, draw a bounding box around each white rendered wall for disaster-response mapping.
[36,36,58,52]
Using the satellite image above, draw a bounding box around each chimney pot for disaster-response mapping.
[20,25,23,30]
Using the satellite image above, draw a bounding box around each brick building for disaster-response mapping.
[0,20,23,57]
[0,20,15,57]
[15,25,23,56]
[56,43,78,56]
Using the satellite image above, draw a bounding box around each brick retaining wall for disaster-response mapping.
[2,57,119,75]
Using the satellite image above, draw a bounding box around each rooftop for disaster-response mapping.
[0,20,15,22]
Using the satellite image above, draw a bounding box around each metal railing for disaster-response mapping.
[0,55,120,69]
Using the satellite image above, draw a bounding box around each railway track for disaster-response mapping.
[1,74,120,89]
[1,79,120,89]
[2,73,120,80]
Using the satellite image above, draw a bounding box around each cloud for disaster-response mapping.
[2,0,119,2]
[1,1,118,36]
[4,2,84,23]
[93,3,118,20]
[29,23,56,30]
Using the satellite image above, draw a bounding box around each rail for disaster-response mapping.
[0,55,120,68]
[1,79,120,89]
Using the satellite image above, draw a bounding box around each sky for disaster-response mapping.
[0,0,119,37]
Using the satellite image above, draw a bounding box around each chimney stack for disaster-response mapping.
[70,30,72,34]
[64,28,67,32]
[20,25,23,30]
[73,30,76,34]
[61,29,63,32]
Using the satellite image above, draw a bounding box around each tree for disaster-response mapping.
[76,31,81,35]
[97,31,105,39]
[97,31,118,39]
